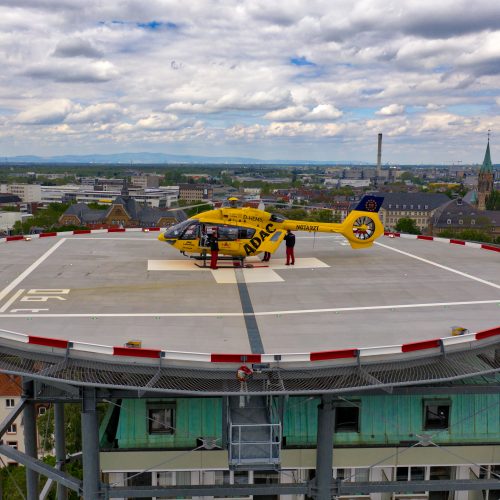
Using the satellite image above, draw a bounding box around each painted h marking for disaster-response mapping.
[0,238,66,306]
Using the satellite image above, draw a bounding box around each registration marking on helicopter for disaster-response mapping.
[147,257,330,283]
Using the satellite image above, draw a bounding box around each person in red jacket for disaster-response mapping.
[284,230,295,265]
[210,231,219,269]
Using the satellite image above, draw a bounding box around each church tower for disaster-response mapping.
[477,134,494,211]
[121,178,130,200]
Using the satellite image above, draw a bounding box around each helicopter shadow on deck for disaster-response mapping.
[147,257,329,284]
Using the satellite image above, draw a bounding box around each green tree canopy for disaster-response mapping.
[395,217,421,234]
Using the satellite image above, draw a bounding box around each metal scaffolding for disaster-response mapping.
[0,340,498,498]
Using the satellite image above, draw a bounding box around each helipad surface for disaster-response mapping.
[0,231,498,356]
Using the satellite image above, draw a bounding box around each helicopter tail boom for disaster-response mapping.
[283,195,384,248]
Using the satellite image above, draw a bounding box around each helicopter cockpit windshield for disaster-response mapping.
[162,220,198,241]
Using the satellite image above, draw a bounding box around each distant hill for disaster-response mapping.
[0,152,371,166]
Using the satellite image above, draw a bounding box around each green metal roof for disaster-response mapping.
[480,140,493,173]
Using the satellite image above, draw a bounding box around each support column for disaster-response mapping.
[54,403,68,500]
[314,395,335,500]
[81,387,101,500]
[23,379,38,500]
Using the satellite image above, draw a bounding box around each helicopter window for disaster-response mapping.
[270,214,286,223]
[163,219,193,239]
[238,228,256,239]
[179,221,200,240]
[217,225,239,241]
[270,230,282,242]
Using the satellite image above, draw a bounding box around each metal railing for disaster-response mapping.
[229,422,281,467]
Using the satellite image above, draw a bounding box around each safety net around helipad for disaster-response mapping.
[0,342,499,395]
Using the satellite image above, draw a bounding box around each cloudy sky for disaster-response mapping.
[0,0,499,163]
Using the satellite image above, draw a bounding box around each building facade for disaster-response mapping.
[0,184,42,203]
[59,196,187,228]
[377,193,450,233]
[0,375,24,466]
[99,393,500,500]
[179,184,213,202]
[431,198,499,238]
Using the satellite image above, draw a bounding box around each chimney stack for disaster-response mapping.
[377,133,382,173]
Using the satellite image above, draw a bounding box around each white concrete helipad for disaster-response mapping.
[0,231,498,356]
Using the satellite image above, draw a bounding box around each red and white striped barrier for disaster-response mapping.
[0,227,162,243]
[0,326,498,368]
[383,231,499,252]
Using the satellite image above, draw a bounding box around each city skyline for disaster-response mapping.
[0,0,499,163]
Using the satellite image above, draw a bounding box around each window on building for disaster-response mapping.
[447,219,452,225]
[233,471,249,484]
[156,471,175,486]
[430,466,452,481]
[425,205,429,209]
[396,467,409,481]
[354,468,370,481]
[471,219,475,225]
[424,400,451,430]
[148,403,175,434]
[411,466,425,481]
[127,471,152,489]
[335,403,360,432]
[214,471,231,485]
[6,424,17,434]
[5,399,15,408]
[38,406,47,416]
[7,441,17,450]
[335,468,346,481]
[459,219,463,225]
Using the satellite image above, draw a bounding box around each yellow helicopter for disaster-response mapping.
[158,195,384,264]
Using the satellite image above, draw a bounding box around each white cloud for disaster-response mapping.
[53,37,103,58]
[264,106,309,121]
[376,104,405,116]
[15,99,74,124]
[1,0,500,161]
[264,104,342,121]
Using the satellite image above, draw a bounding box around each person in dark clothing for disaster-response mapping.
[209,231,219,269]
[284,230,295,265]
[262,251,271,262]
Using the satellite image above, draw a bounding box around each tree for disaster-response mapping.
[0,463,27,499]
[486,189,500,211]
[395,217,421,234]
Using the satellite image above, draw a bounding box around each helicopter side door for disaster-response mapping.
[177,220,202,253]
[215,225,240,255]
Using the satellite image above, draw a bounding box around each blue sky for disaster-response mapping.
[0,0,499,163]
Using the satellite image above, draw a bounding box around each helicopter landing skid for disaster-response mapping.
[194,258,260,269]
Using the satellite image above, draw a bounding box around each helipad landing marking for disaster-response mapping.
[375,241,500,290]
[0,299,497,318]
[0,289,24,313]
[148,257,328,283]
[0,238,66,305]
